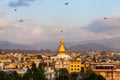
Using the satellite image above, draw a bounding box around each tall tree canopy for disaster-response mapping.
[84,69,106,80]
[22,62,46,80]
[0,71,11,80]
[56,68,71,80]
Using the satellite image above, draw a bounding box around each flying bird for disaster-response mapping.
[14,9,17,11]
[104,17,107,19]
[65,2,69,5]
[60,30,63,33]
[19,19,23,22]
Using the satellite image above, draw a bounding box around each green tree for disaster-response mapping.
[0,50,2,54]
[97,74,106,80]
[31,61,37,72]
[31,61,38,80]
[9,71,20,80]
[22,68,32,80]
[71,72,78,80]
[22,61,37,80]
[80,67,85,79]
[37,55,43,59]
[57,68,71,80]
[84,72,106,80]
[22,62,46,80]
[84,68,93,78]
[0,71,11,80]
[37,63,46,80]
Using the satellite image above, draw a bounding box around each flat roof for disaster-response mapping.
[90,62,117,65]
[93,69,120,72]
[96,65,114,66]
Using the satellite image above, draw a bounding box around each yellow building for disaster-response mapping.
[69,58,81,73]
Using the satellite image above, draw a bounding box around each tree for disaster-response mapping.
[22,68,32,80]
[0,71,11,80]
[97,74,106,80]
[31,61,37,71]
[22,62,46,80]
[71,72,78,80]
[31,61,39,80]
[0,50,2,54]
[37,55,43,59]
[22,62,37,80]
[84,72,106,80]
[84,68,93,78]
[37,62,46,80]
[38,63,45,74]
[56,68,71,80]
[9,71,20,80]
[80,67,85,78]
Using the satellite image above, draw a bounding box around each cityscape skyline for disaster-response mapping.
[1,0,120,44]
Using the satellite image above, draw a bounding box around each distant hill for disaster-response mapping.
[67,43,119,52]
[89,37,120,49]
[0,41,59,51]
[29,42,59,50]
[66,37,120,52]
[70,37,120,47]
[0,37,120,52]
[0,41,30,50]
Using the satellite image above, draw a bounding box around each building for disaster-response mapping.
[56,39,72,59]
[90,62,120,80]
[69,58,81,73]
[54,39,72,70]
[43,39,72,80]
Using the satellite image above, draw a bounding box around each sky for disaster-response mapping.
[1,0,120,44]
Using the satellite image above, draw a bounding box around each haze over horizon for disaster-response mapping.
[1,0,120,44]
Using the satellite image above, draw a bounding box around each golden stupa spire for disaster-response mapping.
[58,39,66,55]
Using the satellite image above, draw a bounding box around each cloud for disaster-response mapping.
[1,13,120,44]
[0,18,44,44]
[0,30,5,34]
[0,19,7,26]
[80,14,120,40]
[32,27,42,36]
[84,20,112,33]
[0,10,6,17]
[8,0,36,7]
[84,14,120,33]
